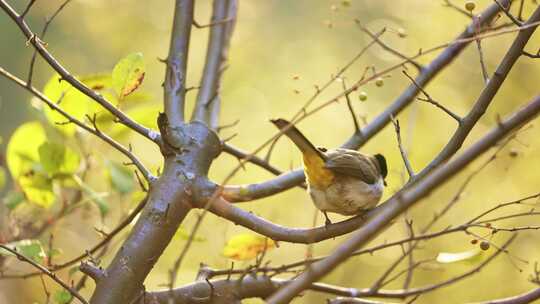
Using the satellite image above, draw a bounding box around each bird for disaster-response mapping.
[271,118,387,225]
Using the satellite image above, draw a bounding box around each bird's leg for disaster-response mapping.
[323,211,332,226]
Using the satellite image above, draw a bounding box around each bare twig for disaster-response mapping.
[443,0,473,19]
[358,25,424,71]
[27,0,72,85]
[0,245,89,304]
[494,0,523,26]
[0,0,161,144]
[19,0,36,19]
[402,70,461,123]
[390,116,414,179]
[146,237,516,302]
[341,78,361,133]
[473,16,490,83]
[1,196,148,279]
[411,6,540,183]
[220,2,516,203]
[0,67,154,182]
[266,91,540,303]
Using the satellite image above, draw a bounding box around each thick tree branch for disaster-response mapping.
[164,0,194,127]
[209,196,370,243]
[0,0,160,144]
[191,0,237,129]
[266,92,540,303]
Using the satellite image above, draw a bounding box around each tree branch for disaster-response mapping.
[191,0,237,129]
[412,5,540,183]
[0,67,154,182]
[0,0,160,144]
[266,92,540,303]
[142,236,516,303]
[390,116,414,179]
[217,0,512,202]
[479,287,540,304]
[163,0,195,127]
[0,244,89,304]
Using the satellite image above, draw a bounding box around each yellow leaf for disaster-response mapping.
[222,234,276,261]
[6,121,47,178]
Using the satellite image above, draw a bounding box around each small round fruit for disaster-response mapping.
[465,1,476,12]
[359,91,368,101]
[480,241,490,251]
[375,77,384,87]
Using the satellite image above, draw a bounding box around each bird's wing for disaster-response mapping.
[324,149,379,184]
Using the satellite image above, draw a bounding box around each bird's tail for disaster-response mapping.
[270,118,324,160]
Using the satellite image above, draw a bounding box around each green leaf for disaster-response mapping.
[106,161,135,194]
[42,74,118,136]
[80,73,119,112]
[3,191,25,210]
[6,121,47,178]
[68,266,80,277]
[54,290,72,304]
[0,167,6,190]
[0,239,45,263]
[436,249,482,264]
[43,75,89,136]
[175,226,206,242]
[112,53,145,98]
[18,172,55,208]
[72,175,109,217]
[38,142,80,176]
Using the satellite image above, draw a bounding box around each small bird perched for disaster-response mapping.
[271,118,387,225]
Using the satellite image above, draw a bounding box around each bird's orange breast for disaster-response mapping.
[302,152,334,189]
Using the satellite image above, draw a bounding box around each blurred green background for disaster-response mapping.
[1,0,540,303]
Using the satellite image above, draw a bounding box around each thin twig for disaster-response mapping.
[358,25,424,71]
[443,0,473,19]
[402,70,461,123]
[0,67,154,182]
[27,0,72,85]
[0,245,88,304]
[341,78,361,133]
[0,0,161,144]
[494,0,523,26]
[0,196,148,278]
[19,0,36,19]
[390,115,414,179]
[473,16,490,83]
